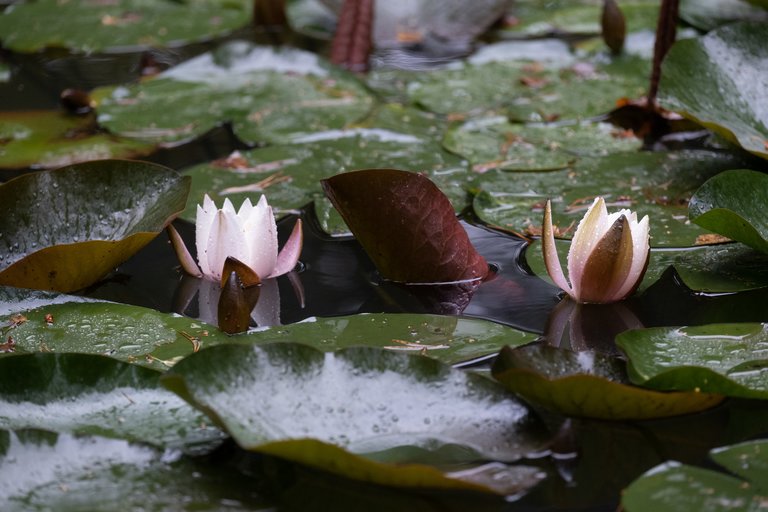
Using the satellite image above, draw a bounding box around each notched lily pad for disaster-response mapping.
[622,439,768,512]
[689,169,768,254]
[93,41,374,145]
[0,354,225,450]
[491,344,722,420]
[0,111,155,169]
[0,160,189,292]
[659,21,768,159]
[162,343,550,492]
[617,323,768,398]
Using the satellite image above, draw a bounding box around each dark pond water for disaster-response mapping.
[3,22,768,512]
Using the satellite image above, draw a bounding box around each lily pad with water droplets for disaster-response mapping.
[0,160,189,292]
[92,41,374,145]
[162,343,551,492]
[622,439,768,512]
[491,344,722,420]
[617,323,768,398]
[0,354,225,450]
[0,0,253,54]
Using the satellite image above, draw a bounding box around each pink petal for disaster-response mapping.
[542,200,572,296]
[166,224,202,278]
[614,214,650,300]
[270,218,303,278]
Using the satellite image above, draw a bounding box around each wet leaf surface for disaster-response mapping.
[0,160,189,292]
[622,439,768,512]
[0,0,253,53]
[618,323,768,398]
[492,344,722,420]
[679,0,768,31]
[659,21,768,159]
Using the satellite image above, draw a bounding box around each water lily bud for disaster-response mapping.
[542,197,650,304]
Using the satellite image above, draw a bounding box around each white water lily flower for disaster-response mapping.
[542,197,649,304]
[168,195,302,283]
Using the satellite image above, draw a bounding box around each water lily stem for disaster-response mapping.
[647,0,679,107]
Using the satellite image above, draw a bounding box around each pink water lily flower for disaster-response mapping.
[168,195,302,283]
[542,197,650,304]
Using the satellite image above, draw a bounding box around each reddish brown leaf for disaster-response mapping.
[321,169,488,284]
[330,0,374,73]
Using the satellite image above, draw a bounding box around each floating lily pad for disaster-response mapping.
[162,343,550,493]
[491,344,722,420]
[659,21,768,159]
[0,354,225,450]
[472,150,755,247]
[0,430,266,512]
[0,160,189,292]
[617,323,768,398]
[93,41,374,145]
[526,241,768,293]
[0,297,230,371]
[689,169,768,254]
[444,117,641,173]
[0,0,252,53]
[622,440,768,512]
[182,126,468,235]
[0,111,155,169]
[679,0,768,31]
[242,313,537,365]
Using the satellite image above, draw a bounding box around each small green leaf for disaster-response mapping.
[0,160,189,292]
[491,345,722,420]
[617,323,768,398]
[689,169,768,254]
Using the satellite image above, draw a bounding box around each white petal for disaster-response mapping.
[567,197,608,299]
[542,200,573,296]
[242,195,278,278]
[195,196,217,277]
[237,197,254,218]
[204,208,249,281]
[614,214,650,300]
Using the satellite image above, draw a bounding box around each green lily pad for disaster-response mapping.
[182,127,468,235]
[622,440,768,512]
[659,21,768,159]
[0,354,225,449]
[680,0,768,31]
[0,294,231,371]
[491,344,722,420]
[0,0,252,54]
[471,150,755,247]
[0,430,267,512]
[0,111,155,169]
[92,41,374,145]
[617,323,768,398]
[526,241,768,293]
[689,169,768,254]
[443,117,641,173]
[0,160,189,292]
[242,313,537,365]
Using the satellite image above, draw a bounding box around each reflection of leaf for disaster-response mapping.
[491,344,721,420]
[0,160,189,292]
[689,169,768,254]
[0,354,224,450]
[659,21,768,159]
[322,169,488,283]
[622,440,768,512]
[618,323,768,398]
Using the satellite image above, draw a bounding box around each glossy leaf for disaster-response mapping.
[689,169,768,254]
[0,111,154,169]
[322,169,488,283]
[679,0,768,31]
[162,343,550,464]
[658,21,768,159]
[617,323,768,398]
[0,430,266,512]
[0,354,224,449]
[92,41,373,145]
[491,344,722,420]
[0,160,189,292]
[0,295,231,371]
[0,0,252,53]
[622,440,768,512]
[240,312,537,365]
[472,150,757,247]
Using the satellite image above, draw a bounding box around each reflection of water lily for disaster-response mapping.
[168,195,303,282]
[543,197,649,304]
